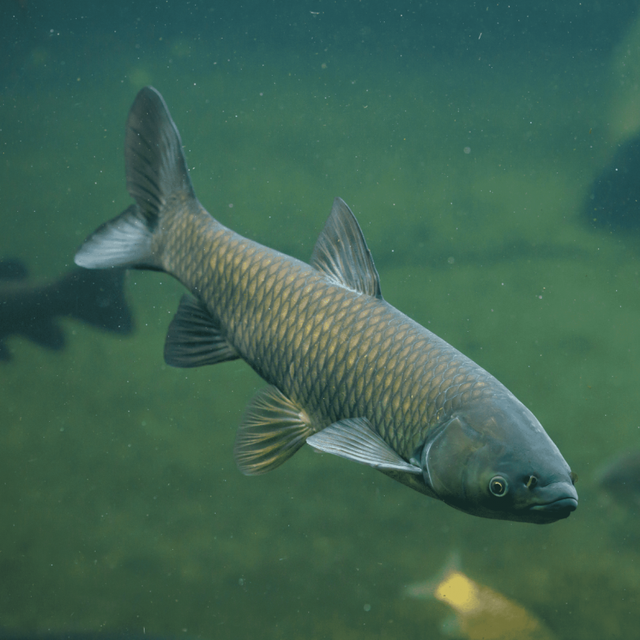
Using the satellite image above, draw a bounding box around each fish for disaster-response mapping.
[583,134,640,233]
[73,86,578,523]
[0,258,133,361]
[405,561,556,640]
[596,449,640,509]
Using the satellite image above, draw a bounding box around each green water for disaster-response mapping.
[1,5,640,639]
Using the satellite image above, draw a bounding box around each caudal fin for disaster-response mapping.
[75,86,196,271]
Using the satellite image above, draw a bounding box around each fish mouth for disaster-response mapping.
[530,496,578,519]
[527,479,578,521]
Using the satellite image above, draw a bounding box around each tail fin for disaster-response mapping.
[75,86,196,271]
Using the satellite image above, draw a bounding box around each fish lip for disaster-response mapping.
[529,496,578,514]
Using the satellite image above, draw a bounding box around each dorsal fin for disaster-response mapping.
[310,198,382,299]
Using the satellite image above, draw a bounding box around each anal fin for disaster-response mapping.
[234,385,315,475]
[164,294,239,367]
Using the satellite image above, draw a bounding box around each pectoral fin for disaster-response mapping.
[234,385,315,475]
[306,417,422,474]
[164,294,239,367]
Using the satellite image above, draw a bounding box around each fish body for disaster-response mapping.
[0,258,133,360]
[406,564,556,640]
[74,86,577,523]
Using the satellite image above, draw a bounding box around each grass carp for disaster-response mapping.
[74,87,577,523]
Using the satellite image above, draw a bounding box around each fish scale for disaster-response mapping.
[74,86,578,523]
[164,204,495,459]
[169,213,510,458]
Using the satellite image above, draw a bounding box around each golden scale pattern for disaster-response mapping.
[162,201,500,459]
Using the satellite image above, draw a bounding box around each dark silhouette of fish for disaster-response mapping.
[74,87,578,523]
[405,559,557,640]
[583,135,640,233]
[596,449,640,509]
[0,258,133,360]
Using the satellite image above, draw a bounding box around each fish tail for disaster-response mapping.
[75,86,197,272]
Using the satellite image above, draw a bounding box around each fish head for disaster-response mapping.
[420,393,578,523]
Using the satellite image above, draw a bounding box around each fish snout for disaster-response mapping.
[529,481,578,520]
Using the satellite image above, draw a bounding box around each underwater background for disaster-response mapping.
[1,1,640,638]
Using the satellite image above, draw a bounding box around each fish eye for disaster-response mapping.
[489,475,509,497]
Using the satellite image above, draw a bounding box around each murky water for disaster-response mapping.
[1,3,639,639]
